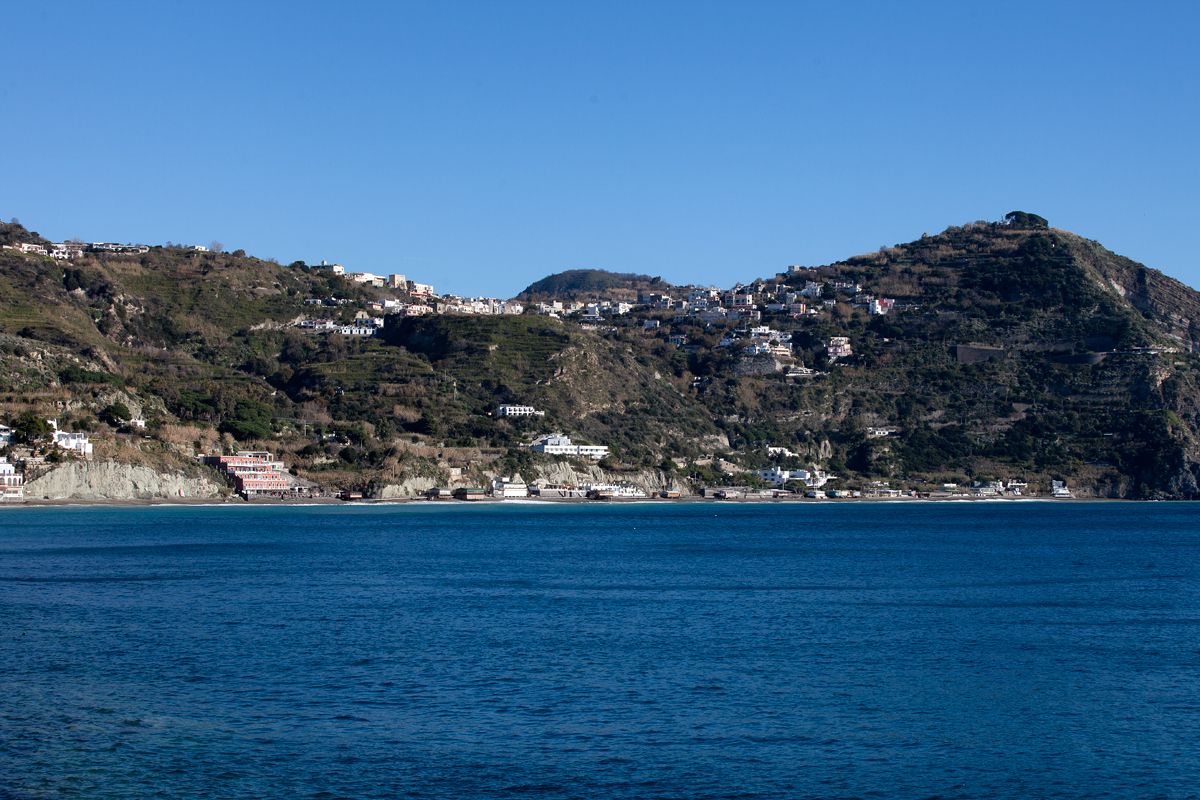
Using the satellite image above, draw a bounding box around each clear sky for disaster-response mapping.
[2,1,1197,296]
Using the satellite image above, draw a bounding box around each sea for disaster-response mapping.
[1,502,1197,799]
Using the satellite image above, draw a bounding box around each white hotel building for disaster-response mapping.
[530,434,609,460]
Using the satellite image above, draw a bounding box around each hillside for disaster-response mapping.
[3,215,1200,499]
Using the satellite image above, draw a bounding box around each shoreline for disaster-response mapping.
[0,494,1140,510]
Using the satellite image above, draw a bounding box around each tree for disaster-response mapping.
[99,402,132,427]
[209,241,224,253]
[12,412,52,443]
[1005,211,1049,229]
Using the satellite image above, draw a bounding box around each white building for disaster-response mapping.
[530,434,609,460]
[754,466,831,488]
[348,272,385,287]
[47,420,93,457]
[49,242,85,260]
[827,336,853,360]
[317,260,345,275]
[0,457,23,501]
[497,404,544,417]
[491,477,529,498]
[407,281,434,297]
[870,298,895,315]
[0,425,12,446]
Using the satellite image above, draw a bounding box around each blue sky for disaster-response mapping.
[2,1,1197,296]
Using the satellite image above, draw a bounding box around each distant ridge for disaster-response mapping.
[517,269,673,301]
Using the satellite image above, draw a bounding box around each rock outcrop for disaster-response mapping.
[25,461,227,501]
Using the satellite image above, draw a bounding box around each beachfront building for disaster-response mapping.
[491,477,529,498]
[202,451,294,498]
[530,434,610,460]
[754,465,832,489]
[0,457,24,501]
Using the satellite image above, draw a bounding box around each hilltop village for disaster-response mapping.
[3,211,1199,502]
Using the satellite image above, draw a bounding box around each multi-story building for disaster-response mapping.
[530,434,610,460]
[202,451,293,498]
[0,457,24,501]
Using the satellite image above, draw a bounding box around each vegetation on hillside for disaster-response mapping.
[3,216,1200,498]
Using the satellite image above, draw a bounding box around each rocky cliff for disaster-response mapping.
[371,460,688,499]
[25,461,228,501]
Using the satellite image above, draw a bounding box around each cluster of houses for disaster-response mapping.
[0,420,94,457]
[3,241,151,259]
[294,265,525,337]
[421,477,650,501]
[0,419,100,502]
[922,479,1070,498]
[535,280,898,326]
[718,325,794,359]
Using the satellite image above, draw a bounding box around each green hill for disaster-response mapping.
[517,269,673,300]
[3,215,1200,498]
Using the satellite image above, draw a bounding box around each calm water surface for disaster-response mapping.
[1,502,1198,799]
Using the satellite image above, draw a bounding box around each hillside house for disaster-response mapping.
[47,420,93,456]
[827,337,853,360]
[496,404,544,417]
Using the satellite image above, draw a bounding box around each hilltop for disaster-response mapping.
[2,213,1200,500]
[517,269,674,301]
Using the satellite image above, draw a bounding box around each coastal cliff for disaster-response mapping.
[24,461,228,501]
[370,462,689,499]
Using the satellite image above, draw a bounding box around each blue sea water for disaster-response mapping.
[1,502,1198,799]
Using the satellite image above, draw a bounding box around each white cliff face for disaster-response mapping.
[375,476,439,500]
[526,462,689,494]
[372,463,689,499]
[24,461,226,500]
